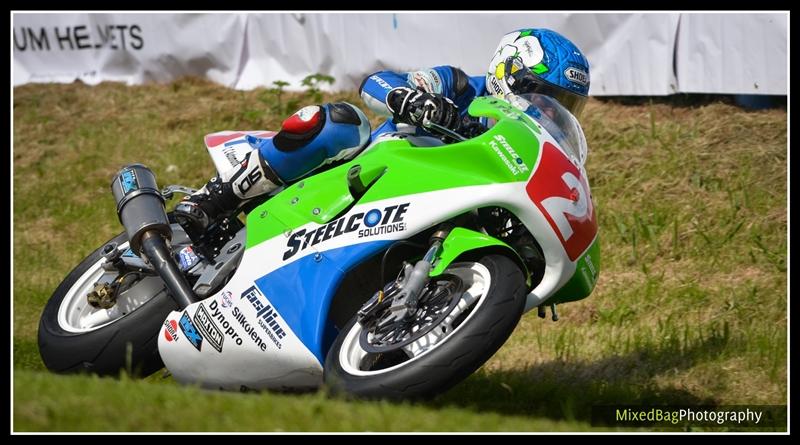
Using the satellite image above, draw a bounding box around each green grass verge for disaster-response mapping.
[13,78,787,432]
[13,370,608,432]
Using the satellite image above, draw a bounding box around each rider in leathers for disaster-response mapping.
[174,28,590,241]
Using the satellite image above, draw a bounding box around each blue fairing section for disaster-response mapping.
[253,240,392,364]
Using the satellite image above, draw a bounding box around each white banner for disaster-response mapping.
[12,13,247,87]
[12,12,788,96]
[675,13,788,95]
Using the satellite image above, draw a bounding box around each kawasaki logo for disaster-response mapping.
[282,203,410,261]
[489,135,529,176]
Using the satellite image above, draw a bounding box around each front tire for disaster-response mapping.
[324,254,527,400]
[38,232,178,377]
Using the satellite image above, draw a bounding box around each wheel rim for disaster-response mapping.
[338,262,492,376]
[357,274,465,353]
[56,242,167,333]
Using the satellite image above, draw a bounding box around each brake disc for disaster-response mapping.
[358,274,465,354]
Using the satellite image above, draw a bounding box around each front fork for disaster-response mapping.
[359,224,528,323]
[381,225,453,322]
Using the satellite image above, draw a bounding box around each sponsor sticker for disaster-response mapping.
[163,319,179,342]
[282,203,410,261]
[240,286,286,350]
[179,311,203,351]
[564,67,589,87]
[370,75,392,90]
[428,70,442,91]
[489,135,529,176]
[223,146,241,167]
[119,168,139,194]
[407,70,443,94]
[221,291,233,308]
[193,304,224,353]
[208,300,245,347]
[177,246,200,271]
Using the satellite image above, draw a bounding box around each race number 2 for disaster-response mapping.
[526,142,598,261]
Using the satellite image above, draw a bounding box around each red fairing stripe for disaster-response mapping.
[204,131,277,147]
[526,142,598,261]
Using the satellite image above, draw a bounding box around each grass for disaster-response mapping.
[13,370,606,432]
[12,78,787,432]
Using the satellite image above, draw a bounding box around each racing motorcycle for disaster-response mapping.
[38,92,600,400]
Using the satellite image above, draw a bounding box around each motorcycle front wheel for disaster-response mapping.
[37,232,178,377]
[324,254,527,400]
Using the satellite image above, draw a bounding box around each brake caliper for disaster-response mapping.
[87,282,117,309]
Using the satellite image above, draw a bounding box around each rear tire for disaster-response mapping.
[324,254,526,400]
[37,232,178,377]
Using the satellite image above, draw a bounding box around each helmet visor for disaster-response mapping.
[504,56,587,118]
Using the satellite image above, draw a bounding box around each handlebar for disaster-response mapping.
[421,119,468,143]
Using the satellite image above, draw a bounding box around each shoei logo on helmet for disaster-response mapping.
[565,67,589,87]
[281,105,321,134]
[489,76,504,96]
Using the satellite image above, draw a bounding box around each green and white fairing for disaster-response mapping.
[158,94,600,390]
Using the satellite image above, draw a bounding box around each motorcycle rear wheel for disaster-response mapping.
[37,232,178,377]
[324,254,526,400]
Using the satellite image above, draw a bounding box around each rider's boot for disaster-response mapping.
[174,148,282,242]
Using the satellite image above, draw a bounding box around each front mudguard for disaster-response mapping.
[429,227,530,286]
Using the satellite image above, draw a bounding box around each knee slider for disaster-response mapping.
[260,103,371,181]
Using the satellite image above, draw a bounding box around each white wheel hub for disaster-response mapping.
[56,242,166,333]
[338,262,492,376]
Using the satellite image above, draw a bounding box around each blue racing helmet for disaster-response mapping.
[487,28,590,118]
